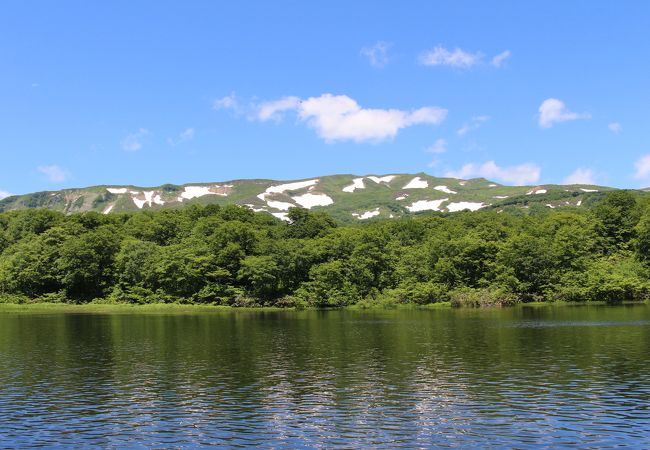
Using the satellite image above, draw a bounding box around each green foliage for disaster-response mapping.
[449,287,520,308]
[286,208,337,238]
[635,211,650,266]
[56,225,121,300]
[593,190,641,251]
[1,193,649,307]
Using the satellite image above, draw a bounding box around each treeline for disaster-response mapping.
[1,191,650,307]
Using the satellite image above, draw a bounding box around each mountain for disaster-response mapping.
[0,173,645,222]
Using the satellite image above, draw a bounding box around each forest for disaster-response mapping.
[1,190,650,307]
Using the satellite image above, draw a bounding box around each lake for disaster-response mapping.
[1,305,649,448]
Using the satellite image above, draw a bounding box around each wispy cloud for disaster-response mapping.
[419,46,482,68]
[121,128,150,151]
[563,168,596,185]
[255,93,447,143]
[37,165,68,183]
[457,115,490,136]
[419,46,510,69]
[361,41,391,68]
[538,98,591,128]
[426,138,448,154]
[213,92,239,112]
[445,160,540,185]
[257,96,301,121]
[634,155,650,185]
[491,50,511,67]
[167,128,195,146]
[0,190,12,200]
[608,122,622,134]
[426,139,447,168]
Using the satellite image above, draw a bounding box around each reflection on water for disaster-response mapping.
[1,305,649,447]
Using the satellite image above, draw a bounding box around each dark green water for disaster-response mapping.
[1,305,649,448]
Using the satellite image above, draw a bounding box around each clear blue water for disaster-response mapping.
[1,305,649,448]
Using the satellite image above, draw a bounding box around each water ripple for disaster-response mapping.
[1,307,649,447]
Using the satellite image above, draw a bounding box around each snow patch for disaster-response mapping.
[434,185,457,194]
[546,204,555,209]
[103,205,114,214]
[178,185,229,201]
[459,181,467,186]
[292,193,334,209]
[245,204,267,213]
[352,208,381,220]
[577,200,582,206]
[396,195,408,201]
[446,201,486,212]
[107,188,128,194]
[272,212,290,221]
[526,188,547,195]
[153,194,165,205]
[130,190,159,209]
[493,195,509,199]
[266,200,295,211]
[406,198,448,212]
[265,179,319,195]
[257,179,321,208]
[403,177,428,189]
[343,177,365,193]
[132,196,146,209]
[580,188,598,192]
[367,175,396,184]
[536,189,547,194]
[488,184,498,187]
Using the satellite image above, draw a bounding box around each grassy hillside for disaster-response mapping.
[1,172,644,222]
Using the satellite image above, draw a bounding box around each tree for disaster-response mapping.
[56,225,121,300]
[498,234,555,299]
[237,255,280,299]
[593,191,640,251]
[635,212,650,266]
[286,208,336,239]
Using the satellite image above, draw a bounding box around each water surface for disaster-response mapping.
[1,305,649,447]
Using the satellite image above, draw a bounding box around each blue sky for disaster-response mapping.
[2,1,650,196]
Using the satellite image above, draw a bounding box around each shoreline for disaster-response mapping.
[0,300,647,314]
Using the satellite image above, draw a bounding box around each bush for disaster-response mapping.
[35,291,68,304]
[449,287,520,308]
[0,293,29,304]
[383,282,450,305]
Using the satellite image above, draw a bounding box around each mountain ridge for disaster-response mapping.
[1,173,646,222]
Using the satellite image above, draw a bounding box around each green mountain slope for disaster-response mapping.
[1,173,646,222]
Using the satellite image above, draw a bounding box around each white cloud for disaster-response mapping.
[608,122,622,134]
[427,138,447,154]
[256,93,447,143]
[563,168,596,185]
[0,190,12,200]
[419,46,482,68]
[121,128,150,152]
[491,50,511,67]
[457,115,490,136]
[167,128,195,145]
[213,92,239,111]
[445,160,540,185]
[37,165,68,183]
[257,96,301,121]
[361,41,391,68]
[634,155,650,184]
[538,98,591,128]
[419,46,510,69]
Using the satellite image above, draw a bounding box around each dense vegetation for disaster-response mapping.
[1,191,650,307]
